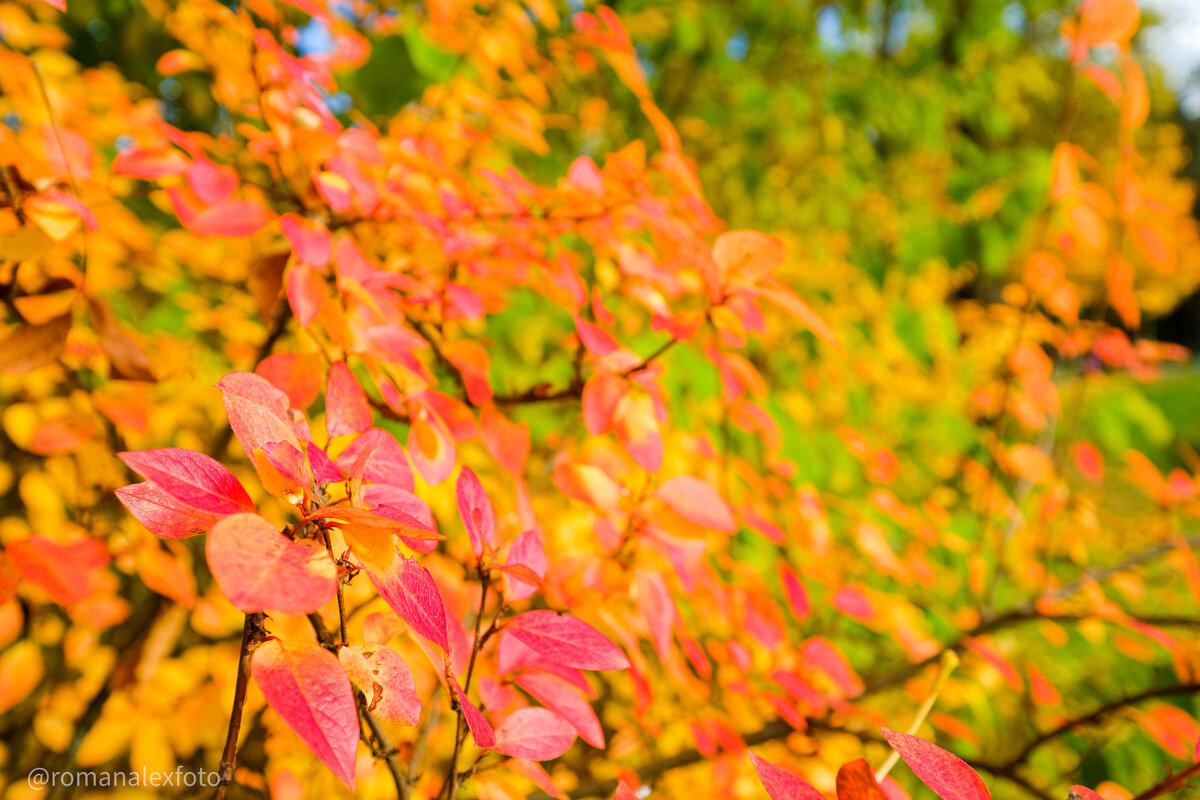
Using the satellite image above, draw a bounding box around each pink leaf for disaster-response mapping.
[186,158,237,205]
[457,466,495,559]
[116,481,223,538]
[306,441,345,485]
[506,611,629,671]
[408,405,456,485]
[514,672,604,748]
[634,569,676,661]
[187,199,273,237]
[748,751,824,800]
[325,361,372,438]
[216,371,302,464]
[338,644,420,725]
[287,265,324,328]
[503,528,546,602]
[573,313,620,356]
[656,475,737,532]
[118,448,255,516]
[495,708,576,760]
[280,214,332,268]
[364,556,449,650]
[112,147,188,179]
[780,563,810,622]
[452,675,495,749]
[1068,788,1105,800]
[256,352,323,409]
[337,429,416,493]
[881,729,992,800]
[206,513,337,614]
[253,639,358,788]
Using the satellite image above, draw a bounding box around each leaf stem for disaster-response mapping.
[213,612,265,800]
[875,649,959,783]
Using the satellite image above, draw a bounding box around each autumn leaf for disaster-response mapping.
[451,674,496,749]
[253,639,359,788]
[494,708,577,760]
[116,481,223,538]
[0,314,72,375]
[655,475,737,532]
[325,361,373,438]
[206,513,337,614]
[364,556,450,650]
[881,729,991,800]
[119,448,256,517]
[338,643,420,725]
[457,466,496,559]
[748,751,823,800]
[505,611,630,671]
[836,759,889,800]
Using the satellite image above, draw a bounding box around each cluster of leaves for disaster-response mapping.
[2,0,1200,799]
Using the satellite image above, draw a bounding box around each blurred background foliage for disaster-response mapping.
[3,0,1200,797]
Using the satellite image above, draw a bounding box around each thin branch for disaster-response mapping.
[213,612,266,800]
[493,337,678,406]
[439,570,491,800]
[1129,757,1200,800]
[980,682,1200,773]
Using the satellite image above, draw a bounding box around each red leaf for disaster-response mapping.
[495,708,576,760]
[116,481,223,538]
[325,361,373,438]
[280,214,332,267]
[457,467,495,559]
[216,372,302,465]
[206,513,337,614]
[186,158,237,205]
[656,475,737,532]
[256,352,323,409]
[1068,787,1105,800]
[112,147,189,179]
[515,672,604,748]
[7,537,108,606]
[881,729,991,800]
[503,528,545,602]
[337,429,416,493]
[506,611,629,671]
[408,404,456,485]
[480,404,530,477]
[573,313,620,356]
[634,569,676,661]
[780,563,810,622]
[837,758,890,800]
[187,199,273,237]
[364,556,449,650]
[119,448,255,516]
[287,265,324,328]
[339,644,420,725]
[452,675,496,749]
[714,230,786,284]
[253,639,358,788]
[748,751,824,800]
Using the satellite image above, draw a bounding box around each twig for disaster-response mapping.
[1128,757,1200,800]
[493,337,678,406]
[980,682,1200,774]
[213,612,266,800]
[438,569,491,800]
